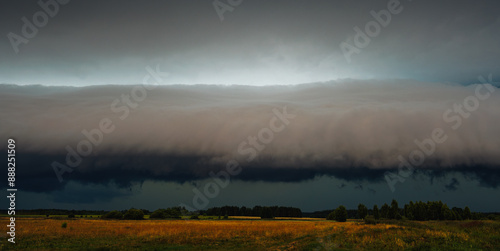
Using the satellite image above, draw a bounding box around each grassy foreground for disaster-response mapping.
[1,217,499,250]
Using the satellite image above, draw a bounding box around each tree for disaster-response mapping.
[427,201,442,220]
[203,205,301,218]
[357,204,368,219]
[260,207,274,219]
[373,205,380,220]
[389,199,401,219]
[102,210,123,219]
[405,201,415,220]
[123,208,144,220]
[253,206,263,217]
[164,208,182,219]
[441,204,454,220]
[471,212,482,220]
[452,207,464,220]
[335,205,347,222]
[487,214,497,220]
[464,207,472,220]
[380,203,390,219]
[327,211,336,220]
[150,209,167,219]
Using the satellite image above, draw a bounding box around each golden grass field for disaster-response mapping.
[1,217,499,250]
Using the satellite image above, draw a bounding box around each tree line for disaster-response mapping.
[327,200,482,222]
[100,206,302,220]
[7,201,499,221]
[102,207,189,220]
[200,205,302,218]
[9,209,109,216]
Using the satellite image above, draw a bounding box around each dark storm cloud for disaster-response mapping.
[426,166,500,189]
[1,80,500,194]
[0,0,499,85]
[8,151,500,195]
[444,178,460,191]
[9,152,388,193]
[50,181,132,204]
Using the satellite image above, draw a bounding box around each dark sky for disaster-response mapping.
[1,0,499,86]
[1,1,500,212]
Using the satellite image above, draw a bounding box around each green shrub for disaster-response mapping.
[102,210,123,219]
[150,209,167,219]
[68,214,75,218]
[123,208,144,220]
[61,222,67,228]
[190,214,200,220]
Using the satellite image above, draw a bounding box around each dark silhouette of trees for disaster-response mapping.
[441,204,454,220]
[334,205,347,222]
[404,202,413,220]
[380,203,390,219]
[123,208,144,220]
[150,210,165,219]
[203,206,301,218]
[8,201,482,222]
[326,211,335,220]
[327,206,347,222]
[357,204,368,219]
[399,201,475,221]
[260,207,274,219]
[389,199,401,219]
[102,210,123,219]
[452,207,464,220]
[373,205,380,220]
[464,207,472,220]
[150,208,182,219]
[415,201,428,221]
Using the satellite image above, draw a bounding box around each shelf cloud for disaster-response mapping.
[2,80,499,192]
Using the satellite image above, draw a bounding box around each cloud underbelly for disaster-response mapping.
[1,80,499,189]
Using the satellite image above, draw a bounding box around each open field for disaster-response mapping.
[1,217,499,250]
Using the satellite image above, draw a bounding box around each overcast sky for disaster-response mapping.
[1,1,499,212]
[1,0,499,86]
